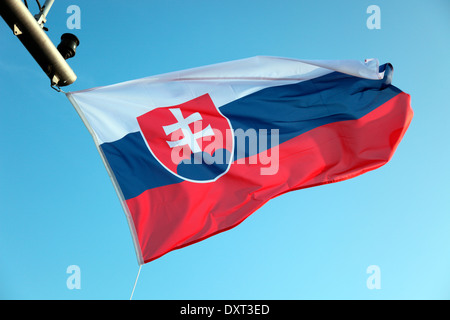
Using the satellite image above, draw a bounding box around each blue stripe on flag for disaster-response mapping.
[101,65,401,200]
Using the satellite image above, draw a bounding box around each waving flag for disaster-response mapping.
[66,56,413,265]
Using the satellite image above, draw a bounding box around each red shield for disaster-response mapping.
[137,94,234,182]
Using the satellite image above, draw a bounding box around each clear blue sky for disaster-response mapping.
[0,0,449,300]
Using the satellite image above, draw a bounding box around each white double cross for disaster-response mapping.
[162,108,214,153]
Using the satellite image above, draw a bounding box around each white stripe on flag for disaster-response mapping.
[67,56,383,144]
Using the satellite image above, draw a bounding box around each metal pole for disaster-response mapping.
[0,0,77,87]
[41,0,55,17]
[34,0,55,27]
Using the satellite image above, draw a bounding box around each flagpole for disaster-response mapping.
[0,0,78,87]
[130,265,142,300]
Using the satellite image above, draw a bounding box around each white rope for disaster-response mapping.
[130,265,142,300]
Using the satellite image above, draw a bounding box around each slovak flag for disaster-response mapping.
[66,56,413,265]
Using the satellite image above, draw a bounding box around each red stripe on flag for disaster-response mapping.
[126,92,413,264]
